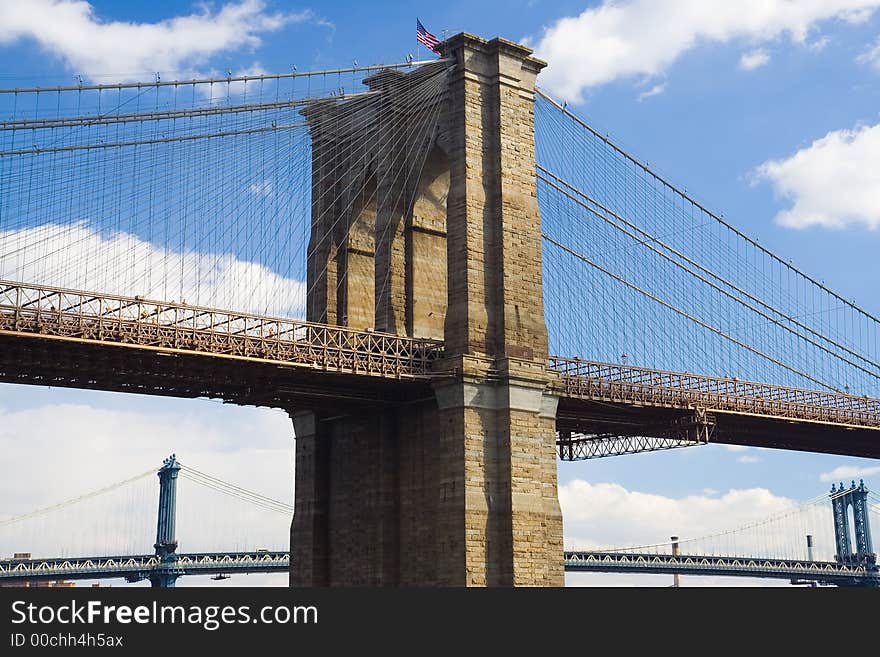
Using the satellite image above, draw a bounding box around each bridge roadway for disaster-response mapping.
[1,280,878,458]
[2,550,875,586]
[0,551,289,583]
[564,551,879,587]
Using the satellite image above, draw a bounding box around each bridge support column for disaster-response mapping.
[429,358,563,585]
[291,33,563,587]
[290,412,330,585]
[305,101,377,330]
[151,455,181,588]
[430,34,564,585]
[831,480,876,568]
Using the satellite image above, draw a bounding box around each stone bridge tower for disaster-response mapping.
[291,33,563,586]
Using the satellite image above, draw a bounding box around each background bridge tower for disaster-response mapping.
[151,455,181,588]
[292,33,564,586]
[831,480,876,570]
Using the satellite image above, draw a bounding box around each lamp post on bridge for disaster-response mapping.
[671,536,680,588]
[789,534,819,588]
[150,454,182,588]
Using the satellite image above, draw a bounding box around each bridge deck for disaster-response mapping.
[4,550,875,586]
[0,281,442,377]
[2,280,878,455]
[0,280,440,408]
[563,551,878,586]
[551,357,880,428]
[0,551,289,583]
[552,357,880,458]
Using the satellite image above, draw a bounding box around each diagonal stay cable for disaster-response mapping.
[179,465,292,514]
[542,231,839,392]
[0,468,155,527]
[538,169,880,380]
[535,88,880,327]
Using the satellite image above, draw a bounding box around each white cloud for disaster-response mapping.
[819,464,880,482]
[722,445,761,462]
[0,0,316,82]
[739,48,771,70]
[0,393,293,577]
[808,35,831,51]
[857,36,880,69]
[248,180,275,196]
[637,82,666,101]
[558,479,834,560]
[754,123,880,229]
[200,63,270,101]
[0,223,305,316]
[530,0,880,101]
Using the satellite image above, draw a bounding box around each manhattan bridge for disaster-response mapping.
[0,455,877,587]
[0,33,878,586]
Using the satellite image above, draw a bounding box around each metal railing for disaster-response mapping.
[0,280,444,379]
[4,549,874,583]
[550,357,880,429]
[4,280,879,427]
[563,550,876,583]
[0,551,289,581]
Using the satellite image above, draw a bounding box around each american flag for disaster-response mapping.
[416,19,441,55]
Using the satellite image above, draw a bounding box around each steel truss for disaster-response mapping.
[3,283,880,445]
[6,549,876,586]
[563,551,879,586]
[558,434,704,460]
[0,280,443,379]
[551,357,880,430]
[557,408,714,460]
[0,551,289,583]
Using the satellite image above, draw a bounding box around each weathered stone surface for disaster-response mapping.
[292,33,563,587]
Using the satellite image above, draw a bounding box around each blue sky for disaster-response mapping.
[1,0,879,586]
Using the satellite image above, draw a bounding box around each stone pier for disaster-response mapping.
[291,33,563,586]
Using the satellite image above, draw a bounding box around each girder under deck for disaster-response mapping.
[552,357,880,459]
[0,280,438,411]
[0,331,432,411]
[5,550,875,587]
[2,281,879,457]
[0,551,289,584]
[563,551,879,586]
[555,397,880,459]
